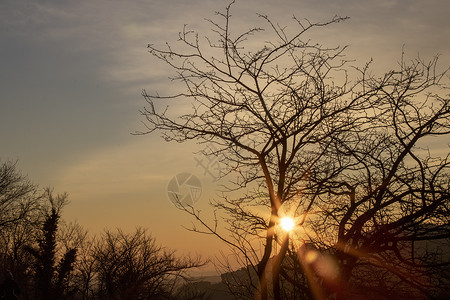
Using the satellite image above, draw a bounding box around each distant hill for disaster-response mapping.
[190,274,222,284]
[175,280,236,300]
[176,266,257,299]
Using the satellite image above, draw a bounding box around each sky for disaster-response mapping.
[1,0,449,270]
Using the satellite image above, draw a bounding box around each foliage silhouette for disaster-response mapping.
[26,190,77,300]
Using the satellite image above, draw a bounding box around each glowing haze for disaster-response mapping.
[1,0,449,264]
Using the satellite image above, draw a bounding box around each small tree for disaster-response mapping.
[0,159,40,229]
[58,221,93,300]
[26,189,77,300]
[140,2,449,299]
[0,160,45,297]
[92,228,204,300]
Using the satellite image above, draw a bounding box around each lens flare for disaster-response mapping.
[280,217,295,231]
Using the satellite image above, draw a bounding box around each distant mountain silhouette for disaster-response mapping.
[175,279,235,300]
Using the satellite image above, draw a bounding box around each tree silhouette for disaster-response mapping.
[141,2,449,299]
[0,160,40,229]
[0,162,206,299]
[26,190,77,300]
[0,160,46,298]
[92,228,204,300]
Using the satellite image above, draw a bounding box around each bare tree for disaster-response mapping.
[92,228,204,300]
[58,221,93,300]
[0,160,46,298]
[295,54,450,299]
[0,160,41,229]
[140,2,449,299]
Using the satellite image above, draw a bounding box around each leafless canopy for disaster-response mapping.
[0,160,40,229]
[141,1,449,299]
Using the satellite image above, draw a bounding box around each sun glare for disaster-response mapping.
[280,217,295,232]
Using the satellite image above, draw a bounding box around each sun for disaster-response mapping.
[280,217,295,232]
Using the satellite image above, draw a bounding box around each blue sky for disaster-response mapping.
[1,0,449,261]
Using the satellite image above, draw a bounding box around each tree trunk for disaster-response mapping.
[272,235,289,300]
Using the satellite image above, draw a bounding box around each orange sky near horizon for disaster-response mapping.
[1,0,449,273]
